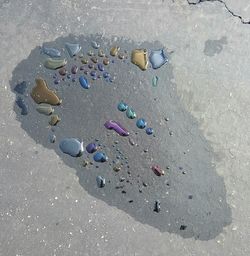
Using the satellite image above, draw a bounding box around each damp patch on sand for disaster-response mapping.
[10,34,231,240]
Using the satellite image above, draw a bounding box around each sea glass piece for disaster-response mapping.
[44,58,67,70]
[65,43,81,57]
[104,120,129,136]
[41,46,61,57]
[149,49,168,69]
[31,78,62,105]
[131,49,148,70]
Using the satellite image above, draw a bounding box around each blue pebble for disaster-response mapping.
[93,152,108,163]
[117,101,128,112]
[97,63,104,72]
[90,70,97,77]
[14,81,27,94]
[136,118,147,129]
[59,138,84,157]
[79,76,90,89]
[16,97,28,115]
[103,72,110,79]
[149,49,168,69]
[146,127,154,135]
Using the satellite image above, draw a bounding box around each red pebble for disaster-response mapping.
[152,165,165,176]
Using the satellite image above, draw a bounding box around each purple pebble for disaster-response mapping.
[86,143,98,153]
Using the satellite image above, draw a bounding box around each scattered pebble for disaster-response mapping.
[126,107,136,119]
[152,165,165,176]
[31,78,62,105]
[59,138,84,157]
[152,75,159,87]
[104,120,129,136]
[136,118,147,129]
[14,81,27,94]
[44,58,67,70]
[110,46,120,56]
[96,176,105,188]
[86,143,98,154]
[154,200,161,213]
[65,43,81,57]
[117,101,128,112]
[49,134,56,143]
[16,97,28,115]
[131,49,148,70]
[93,152,108,163]
[149,49,168,69]
[36,103,54,115]
[91,41,100,49]
[49,114,61,126]
[146,127,154,135]
[41,46,61,58]
[79,76,90,89]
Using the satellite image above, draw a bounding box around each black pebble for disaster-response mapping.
[16,97,28,115]
[154,200,161,213]
[180,225,187,230]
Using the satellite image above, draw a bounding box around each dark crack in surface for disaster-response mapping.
[10,34,231,240]
[187,0,250,24]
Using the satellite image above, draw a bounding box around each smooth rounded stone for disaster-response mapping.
[54,78,60,85]
[154,200,161,213]
[93,152,108,163]
[152,165,165,176]
[91,41,100,49]
[59,67,67,76]
[110,46,120,56]
[49,114,61,126]
[88,63,94,69]
[96,176,105,188]
[71,65,78,74]
[113,165,121,172]
[14,81,27,94]
[97,63,104,72]
[131,49,148,71]
[91,57,98,63]
[104,120,129,136]
[16,97,28,115]
[65,42,81,57]
[88,50,94,56]
[44,58,67,70]
[79,76,90,89]
[36,103,54,115]
[126,107,136,119]
[59,138,84,157]
[103,58,110,65]
[146,127,154,135]
[49,134,56,143]
[118,52,125,59]
[98,49,105,57]
[117,101,128,112]
[41,46,61,58]
[103,71,110,79]
[86,143,98,154]
[152,75,159,87]
[81,58,88,64]
[149,49,168,69]
[31,78,62,105]
[80,66,85,70]
[90,70,97,77]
